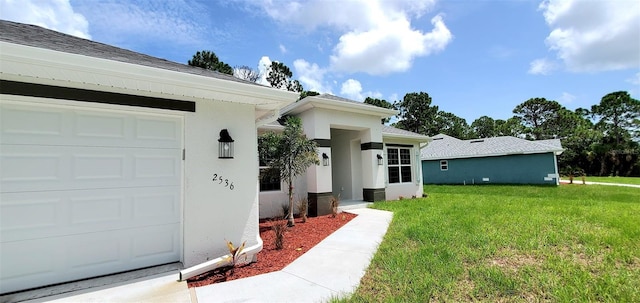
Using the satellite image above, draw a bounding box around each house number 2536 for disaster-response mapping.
[212,173,234,190]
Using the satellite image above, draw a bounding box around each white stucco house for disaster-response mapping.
[258,95,430,219]
[0,20,299,294]
[0,20,429,294]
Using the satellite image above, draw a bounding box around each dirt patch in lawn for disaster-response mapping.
[187,212,357,288]
[488,248,543,273]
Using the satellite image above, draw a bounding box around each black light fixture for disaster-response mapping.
[322,153,330,166]
[218,129,234,159]
[377,154,383,165]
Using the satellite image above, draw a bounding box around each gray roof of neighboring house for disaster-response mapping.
[0,20,259,86]
[421,134,564,160]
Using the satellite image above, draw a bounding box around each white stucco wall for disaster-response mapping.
[183,99,261,267]
[383,141,424,200]
[257,176,307,219]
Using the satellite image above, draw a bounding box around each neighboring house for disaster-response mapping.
[421,134,564,185]
[258,94,430,219]
[0,20,298,293]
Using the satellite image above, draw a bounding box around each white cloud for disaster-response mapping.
[330,14,452,75]
[627,72,640,86]
[0,0,91,39]
[370,91,384,99]
[256,56,272,86]
[70,0,212,48]
[538,0,640,72]
[293,59,332,93]
[247,0,451,75]
[558,92,576,104]
[339,79,383,101]
[279,44,287,54]
[528,58,557,75]
[341,79,364,100]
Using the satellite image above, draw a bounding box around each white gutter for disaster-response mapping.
[179,236,263,281]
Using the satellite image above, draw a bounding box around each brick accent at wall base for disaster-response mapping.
[307,192,334,217]
[363,188,386,202]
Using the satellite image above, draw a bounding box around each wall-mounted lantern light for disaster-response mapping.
[218,129,234,159]
[377,154,383,165]
[322,153,330,166]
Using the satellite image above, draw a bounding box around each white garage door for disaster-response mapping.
[0,99,183,293]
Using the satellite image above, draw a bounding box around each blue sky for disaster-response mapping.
[1,0,638,123]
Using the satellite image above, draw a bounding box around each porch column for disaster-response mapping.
[360,128,386,202]
[307,138,333,216]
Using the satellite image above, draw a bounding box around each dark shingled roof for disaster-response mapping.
[0,19,262,86]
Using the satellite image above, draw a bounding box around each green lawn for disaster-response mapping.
[337,185,640,302]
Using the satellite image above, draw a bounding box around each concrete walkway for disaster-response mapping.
[194,208,393,302]
[560,179,640,188]
[21,208,392,303]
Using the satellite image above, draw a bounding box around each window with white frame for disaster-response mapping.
[387,147,412,184]
[259,159,281,192]
[440,160,448,171]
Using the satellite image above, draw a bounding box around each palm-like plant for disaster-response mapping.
[259,116,319,227]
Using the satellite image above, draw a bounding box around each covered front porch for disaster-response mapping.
[281,95,395,216]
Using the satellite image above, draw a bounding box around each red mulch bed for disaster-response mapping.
[187,212,357,288]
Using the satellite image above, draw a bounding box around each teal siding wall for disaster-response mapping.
[422,153,558,185]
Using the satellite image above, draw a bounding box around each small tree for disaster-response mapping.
[258,116,319,227]
[188,50,233,75]
[266,62,304,93]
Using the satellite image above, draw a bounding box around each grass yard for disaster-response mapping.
[337,185,640,302]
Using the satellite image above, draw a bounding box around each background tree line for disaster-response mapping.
[371,91,640,177]
[187,50,307,95]
[187,50,639,177]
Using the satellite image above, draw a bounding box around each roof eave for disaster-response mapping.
[0,41,299,108]
[282,95,397,118]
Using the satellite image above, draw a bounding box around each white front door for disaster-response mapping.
[0,99,183,293]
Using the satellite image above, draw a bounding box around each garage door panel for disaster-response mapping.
[0,237,60,280]
[1,186,180,242]
[0,198,60,233]
[1,104,65,137]
[1,145,181,193]
[0,224,180,293]
[1,102,182,148]
[1,153,62,183]
[135,117,181,142]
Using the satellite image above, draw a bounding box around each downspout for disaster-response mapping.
[553,151,560,185]
[179,239,263,281]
